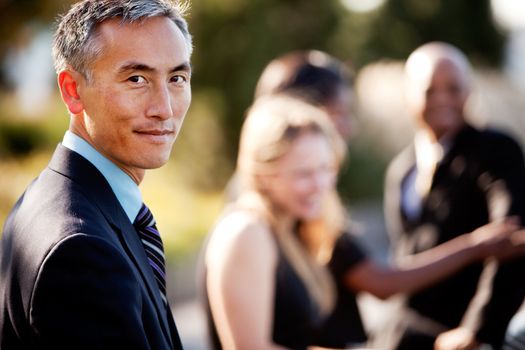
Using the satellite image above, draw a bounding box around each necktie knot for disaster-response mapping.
[134,203,167,304]
[134,203,156,229]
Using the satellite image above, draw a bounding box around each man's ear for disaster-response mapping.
[58,70,84,115]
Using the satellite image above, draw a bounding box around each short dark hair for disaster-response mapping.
[255,50,353,107]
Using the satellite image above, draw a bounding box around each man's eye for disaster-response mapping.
[171,75,188,84]
[128,75,146,84]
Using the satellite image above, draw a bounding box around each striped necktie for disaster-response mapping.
[134,203,167,304]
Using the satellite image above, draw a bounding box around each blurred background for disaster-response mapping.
[1,0,525,348]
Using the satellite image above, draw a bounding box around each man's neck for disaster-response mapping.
[68,124,144,184]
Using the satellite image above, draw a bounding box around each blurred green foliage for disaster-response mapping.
[358,0,505,66]
[189,0,344,160]
[0,122,47,156]
[338,137,388,201]
[0,94,69,154]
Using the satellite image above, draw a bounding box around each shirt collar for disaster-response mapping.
[62,131,142,223]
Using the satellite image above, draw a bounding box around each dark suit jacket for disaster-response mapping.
[0,145,183,349]
[384,124,525,348]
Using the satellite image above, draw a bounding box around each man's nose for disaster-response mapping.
[148,83,174,120]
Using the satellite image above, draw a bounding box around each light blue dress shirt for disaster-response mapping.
[62,131,142,223]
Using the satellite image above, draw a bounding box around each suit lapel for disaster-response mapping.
[114,212,176,348]
[423,126,474,210]
[48,145,175,348]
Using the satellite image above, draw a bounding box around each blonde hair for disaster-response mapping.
[236,94,347,317]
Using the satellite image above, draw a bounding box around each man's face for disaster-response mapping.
[406,58,468,139]
[72,16,191,182]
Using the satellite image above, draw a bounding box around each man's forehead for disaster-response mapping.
[89,16,190,71]
[407,43,470,78]
[406,52,468,88]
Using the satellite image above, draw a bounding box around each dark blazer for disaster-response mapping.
[384,124,525,349]
[0,145,183,349]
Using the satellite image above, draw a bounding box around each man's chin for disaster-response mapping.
[427,117,464,136]
[141,155,172,170]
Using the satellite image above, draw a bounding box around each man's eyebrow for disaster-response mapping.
[117,62,155,74]
[117,62,192,74]
[170,62,192,74]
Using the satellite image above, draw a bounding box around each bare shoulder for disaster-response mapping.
[206,210,277,265]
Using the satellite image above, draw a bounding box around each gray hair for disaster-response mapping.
[52,0,192,79]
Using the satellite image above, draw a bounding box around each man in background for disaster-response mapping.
[384,41,525,350]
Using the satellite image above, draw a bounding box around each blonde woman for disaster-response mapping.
[203,94,523,350]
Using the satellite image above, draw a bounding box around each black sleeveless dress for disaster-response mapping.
[316,232,368,347]
[203,231,368,349]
